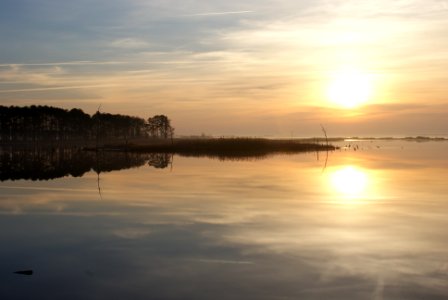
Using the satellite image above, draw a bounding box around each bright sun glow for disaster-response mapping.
[330,166,368,198]
[327,69,372,108]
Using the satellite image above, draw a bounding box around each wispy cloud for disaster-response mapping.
[110,38,151,49]
[183,10,255,17]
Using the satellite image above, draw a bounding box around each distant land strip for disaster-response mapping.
[84,138,338,158]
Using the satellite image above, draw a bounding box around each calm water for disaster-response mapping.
[1,141,447,299]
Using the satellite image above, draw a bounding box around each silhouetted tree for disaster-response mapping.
[0,105,148,143]
[147,115,174,139]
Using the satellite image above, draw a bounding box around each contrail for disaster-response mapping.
[184,10,255,17]
[0,84,116,93]
[187,258,254,265]
[0,61,126,67]
[0,186,97,193]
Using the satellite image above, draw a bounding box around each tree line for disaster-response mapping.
[0,105,174,142]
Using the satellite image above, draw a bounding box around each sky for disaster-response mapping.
[1,0,448,137]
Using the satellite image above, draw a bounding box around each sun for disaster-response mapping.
[327,69,372,108]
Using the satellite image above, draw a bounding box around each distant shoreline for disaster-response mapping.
[1,135,446,148]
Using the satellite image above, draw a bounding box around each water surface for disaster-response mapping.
[1,141,447,299]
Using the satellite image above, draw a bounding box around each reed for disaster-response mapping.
[88,137,337,158]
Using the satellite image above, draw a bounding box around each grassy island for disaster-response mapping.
[85,138,337,159]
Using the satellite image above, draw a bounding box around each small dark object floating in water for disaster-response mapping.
[14,270,33,275]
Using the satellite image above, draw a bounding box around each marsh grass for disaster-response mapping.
[89,138,337,159]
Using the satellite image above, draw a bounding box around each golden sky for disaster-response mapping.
[1,0,447,136]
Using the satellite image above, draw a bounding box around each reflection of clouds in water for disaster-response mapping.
[3,209,447,299]
[1,143,448,299]
[220,221,448,298]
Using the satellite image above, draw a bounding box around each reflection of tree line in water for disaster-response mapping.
[0,144,304,181]
[0,146,173,181]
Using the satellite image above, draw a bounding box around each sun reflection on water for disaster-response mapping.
[328,165,373,201]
